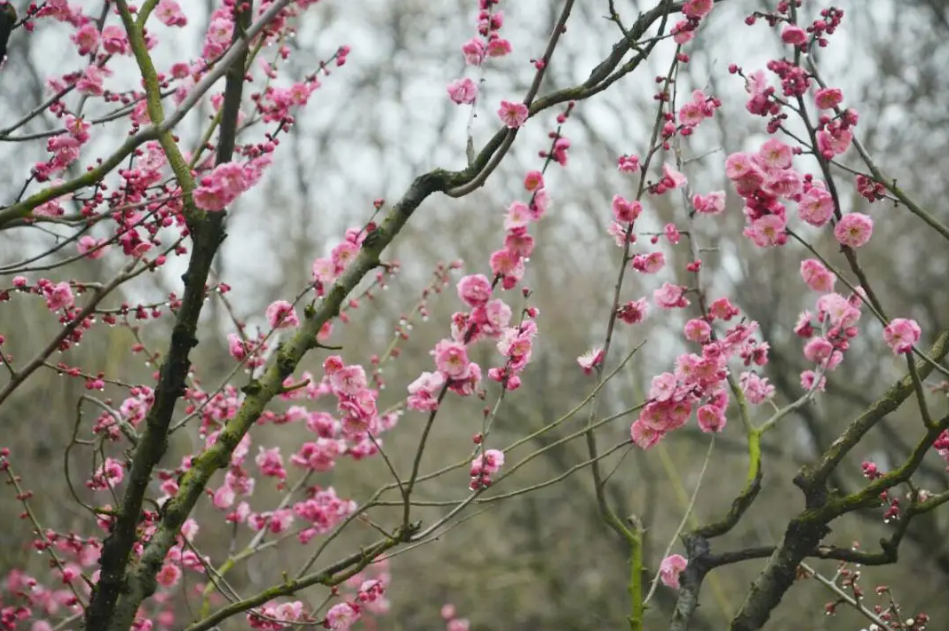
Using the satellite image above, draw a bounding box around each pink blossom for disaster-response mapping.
[745,214,787,248]
[631,252,665,274]
[834,213,873,248]
[486,37,512,57]
[781,25,808,46]
[76,235,107,259]
[407,371,446,412]
[798,186,835,226]
[683,0,714,18]
[266,300,299,329]
[461,38,486,65]
[447,78,478,104]
[739,372,774,405]
[155,0,188,27]
[45,282,74,311]
[697,405,726,433]
[70,24,99,55]
[684,318,711,342]
[799,259,836,292]
[649,373,677,402]
[654,283,689,309]
[155,563,181,588]
[803,337,834,363]
[660,554,688,588]
[816,128,852,157]
[255,447,286,480]
[330,365,368,396]
[326,603,360,630]
[618,154,641,173]
[577,348,604,374]
[815,87,843,110]
[817,293,861,328]
[617,298,649,325]
[524,171,544,192]
[612,195,642,224]
[291,439,344,471]
[471,449,504,476]
[692,191,725,215]
[100,25,130,55]
[497,100,529,128]
[883,318,921,355]
[662,163,687,189]
[433,339,471,380]
[630,420,663,449]
[458,274,491,307]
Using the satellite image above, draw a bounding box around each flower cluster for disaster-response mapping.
[446,0,512,105]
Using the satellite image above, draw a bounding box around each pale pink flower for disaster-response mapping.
[70,24,100,55]
[818,293,861,328]
[45,282,74,311]
[433,339,471,380]
[798,186,835,226]
[654,283,689,309]
[504,201,532,230]
[461,38,486,65]
[266,300,299,329]
[577,347,604,374]
[77,236,107,259]
[100,25,130,55]
[155,0,188,27]
[649,373,677,402]
[697,405,726,433]
[834,213,873,248]
[457,274,493,308]
[497,100,528,128]
[799,259,836,292]
[684,318,711,342]
[330,365,368,396]
[471,449,504,476]
[803,337,833,363]
[883,318,921,354]
[660,554,688,588]
[255,447,286,480]
[692,191,725,215]
[739,372,774,405]
[745,214,787,248]
[816,128,852,157]
[630,419,663,449]
[447,78,478,104]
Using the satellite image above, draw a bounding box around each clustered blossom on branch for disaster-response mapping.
[2,0,948,629]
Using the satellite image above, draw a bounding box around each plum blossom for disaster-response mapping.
[447,78,477,104]
[883,318,921,355]
[497,100,528,128]
[577,348,604,374]
[659,554,688,588]
[834,213,873,248]
[265,300,299,329]
[799,259,836,292]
